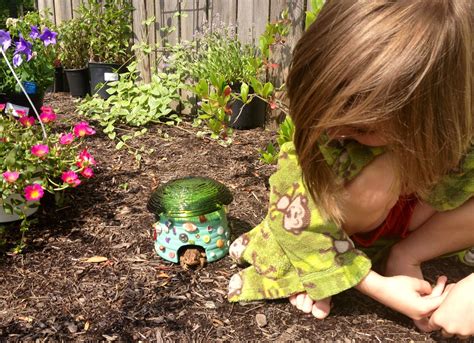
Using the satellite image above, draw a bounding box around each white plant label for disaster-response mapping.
[6,102,30,116]
[104,72,119,82]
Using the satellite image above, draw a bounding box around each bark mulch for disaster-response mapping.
[0,93,472,342]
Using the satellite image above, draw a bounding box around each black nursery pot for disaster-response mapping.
[229,84,266,130]
[53,66,66,92]
[65,68,89,98]
[88,62,121,99]
[6,91,44,114]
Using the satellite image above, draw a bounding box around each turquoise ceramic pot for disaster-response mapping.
[148,177,233,264]
[153,208,230,263]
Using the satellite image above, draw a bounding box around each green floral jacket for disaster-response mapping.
[228,140,474,302]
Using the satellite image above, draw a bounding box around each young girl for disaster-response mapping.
[228,0,473,337]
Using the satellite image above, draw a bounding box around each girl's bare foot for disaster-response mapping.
[289,293,332,319]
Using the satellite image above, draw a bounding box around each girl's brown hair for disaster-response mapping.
[287,0,473,221]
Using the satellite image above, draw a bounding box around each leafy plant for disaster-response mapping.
[305,0,325,30]
[169,12,290,140]
[0,10,57,94]
[57,18,89,69]
[0,104,96,250]
[76,0,133,64]
[260,2,325,164]
[77,61,182,157]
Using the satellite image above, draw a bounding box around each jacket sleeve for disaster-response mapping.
[424,142,474,211]
[263,142,374,300]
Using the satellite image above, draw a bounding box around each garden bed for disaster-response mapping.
[0,93,471,342]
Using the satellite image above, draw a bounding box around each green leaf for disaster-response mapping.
[115,141,125,150]
[241,83,249,103]
[262,82,274,98]
[5,149,16,167]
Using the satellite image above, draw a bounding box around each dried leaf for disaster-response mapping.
[82,256,108,263]
[84,321,90,331]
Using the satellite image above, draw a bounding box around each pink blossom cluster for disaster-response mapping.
[0,104,97,202]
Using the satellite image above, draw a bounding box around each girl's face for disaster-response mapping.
[327,126,388,147]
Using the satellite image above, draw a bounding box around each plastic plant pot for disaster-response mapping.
[65,67,89,98]
[88,62,120,99]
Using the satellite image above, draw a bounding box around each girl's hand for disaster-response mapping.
[356,271,447,320]
[418,274,474,338]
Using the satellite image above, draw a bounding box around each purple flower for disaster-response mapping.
[30,25,40,40]
[12,53,23,67]
[0,30,11,52]
[15,36,33,60]
[39,28,57,46]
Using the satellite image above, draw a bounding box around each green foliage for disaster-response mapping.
[192,77,233,142]
[0,0,35,30]
[169,24,261,85]
[77,61,182,152]
[260,116,294,164]
[260,2,325,164]
[76,0,133,64]
[305,0,325,30]
[169,12,290,140]
[57,18,89,69]
[0,10,56,94]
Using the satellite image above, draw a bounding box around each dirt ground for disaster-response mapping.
[0,93,472,342]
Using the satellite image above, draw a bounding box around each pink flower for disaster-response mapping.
[40,106,54,114]
[16,109,27,117]
[73,121,96,137]
[19,116,35,127]
[0,104,5,112]
[2,171,20,183]
[76,149,96,168]
[61,170,81,187]
[24,183,44,201]
[59,133,74,145]
[31,144,49,158]
[81,167,94,179]
[39,111,57,123]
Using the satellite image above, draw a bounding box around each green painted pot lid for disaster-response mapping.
[147,176,233,218]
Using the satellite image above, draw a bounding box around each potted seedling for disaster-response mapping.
[58,18,89,97]
[0,11,57,114]
[76,0,133,99]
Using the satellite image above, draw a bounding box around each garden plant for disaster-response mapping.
[0,10,56,96]
[0,104,96,250]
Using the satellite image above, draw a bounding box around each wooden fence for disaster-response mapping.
[35,0,312,83]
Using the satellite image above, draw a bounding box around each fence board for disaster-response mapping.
[37,0,55,23]
[71,0,82,18]
[209,0,236,28]
[144,0,156,70]
[180,0,206,42]
[161,1,179,46]
[253,0,269,42]
[237,0,254,44]
[132,0,150,82]
[268,0,289,89]
[53,0,72,24]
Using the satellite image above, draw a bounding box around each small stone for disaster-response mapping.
[66,322,78,333]
[255,313,267,327]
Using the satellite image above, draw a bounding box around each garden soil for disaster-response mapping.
[0,93,472,342]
